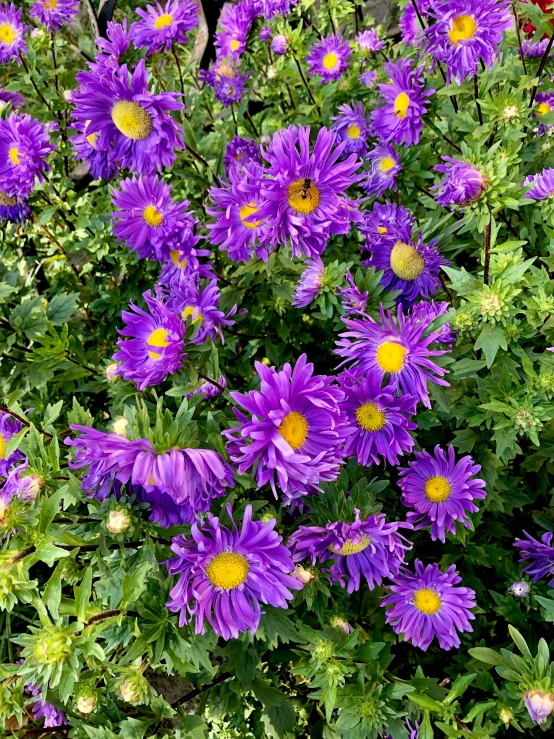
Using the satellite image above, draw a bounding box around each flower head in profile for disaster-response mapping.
[0,88,23,111]
[30,0,79,31]
[0,412,24,477]
[25,681,66,728]
[410,300,457,346]
[371,59,434,147]
[131,0,199,55]
[423,0,513,85]
[524,690,554,725]
[292,258,325,308]
[362,142,402,196]
[337,271,368,316]
[223,135,261,175]
[0,3,28,64]
[524,168,554,200]
[289,510,412,593]
[398,445,486,542]
[359,69,378,88]
[335,305,450,408]
[96,19,133,59]
[223,354,344,508]
[331,101,372,156]
[271,34,289,55]
[306,34,352,83]
[165,279,236,343]
[514,530,554,585]
[433,157,487,208]
[0,191,30,223]
[399,0,430,45]
[165,504,301,639]
[186,375,227,399]
[339,373,417,467]
[3,460,43,501]
[70,119,120,181]
[381,560,476,650]
[112,290,185,390]
[0,114,56,199]
[355,29,384,53]
[359,201,413,252]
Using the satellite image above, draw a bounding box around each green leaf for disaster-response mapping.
[37,205,59,225]
[74,567,92,623]
[418,712,434,739]
[508,625,533,661]
[46,293,79,325]
[39,489,64,534]
[179,715,208,738]
[43,399,63,428]
[261,702,296,739]
[444,673,476,704]
[43,561,64,620]
[468,647,505,666]
[409,694,443,712]
[474,324,507,368]
[120,561,151,609]
[34,538,70,566]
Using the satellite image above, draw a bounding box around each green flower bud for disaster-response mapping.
[105,507,131,535]
[75,686,98,715]
[499,706,513,724]
[118,672,149,705]
[33,624,74,665]
[451,310,474,332]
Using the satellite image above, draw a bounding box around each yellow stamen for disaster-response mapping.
[356,403,386,432]
[170,249,186,270]
[390,241,425,281]
[413,588,442,614]
[8,147,20,165]
[0,24,16,45]
[279,411,308,449]
[154,13,173,29]
[322,52,338,70]
[143,204,164,227]
[231,39,241,51]
[448,14,477,46]
[0,434,5,459]
[111,101,153,141]
[376,341,406,374]
[206,552,249,589]
[379,156,395,173]
[347,123,361,139]
[182,305,204,325]
[424,476,452,503]
[329,535,371,556]
[216,65,235,79]
[239,202,262,229]
[394,92,410,119]
[287,179,320,215]
[537,102,551,117]
[147,328,169,360]
[377,226,388,234]
[43,0,57,8]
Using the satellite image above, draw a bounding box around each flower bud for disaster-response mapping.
[20,474,43,500]
[524,689,554,724]
[270,34,289,56]
[76,694,97,715]
[105,363,120,383]
[33,625,73,665]
[331,617,353,635]
[499,706,513,724]
[509,581,530,597]
[63,90,73,102]
[106,508,131,535]
[118,673,149,705]
[112,418,128,437]
[292,565,314,585]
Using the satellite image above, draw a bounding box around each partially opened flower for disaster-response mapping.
[165,504,301,639]
[30,0,79,31]
[433,157,486,207]
[0,3,28,64]
[289,510,412,593]
[524,168,554,200]
[524,690,554,725]
[0,114,55,198]
[514,530,554,585]
[96,19,133,59]
[271,34,289,56]
[355,29,384,53]
[337,271,368,316]
[362,142,402,196]
[306,34,352,83]
[292,258,325,308]
[223,135,261,175]
[0,411,24,477]
[359,69,378,88]
[359,201,413,252]
[0,88,23,111]
[382,561,476,650]
[3,460,43,500]
[186,375,227,399]
[331,101,372,156]
[398,445,486,542]
[165,279,236,343]
[200,59,251,106]
[131,0,199,55]
[25,681,66,727]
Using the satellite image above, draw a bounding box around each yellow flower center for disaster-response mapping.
[537,102,551,117]
[329,535,371,556]
[0,434,5,459]
[170,249,186,269]
[0,24,16,45]
[279,411,308,449]
[394,92,410,119]
[239,203,262,229]
[0,192,16,207]
[390,241,425,281]
[216,64,235,79]
[376,341,406,374]
[413,588,442,615]
[347,123,361,139]
[147,327,169,360]
[183,305,204,325]
[111,101,153,141]
[143,204,164,227]
[322,52,338,70]
[154,13,173,29]
[8,147,20,165]
[206,552,249,589]
[287,179,320,215]
[356,402,386,432]
[377,226,388,234]
[448,14,477,46]
[43,0,57,9]
[231,39,241,51]
[424,475,452,503]
[379,157,395,173]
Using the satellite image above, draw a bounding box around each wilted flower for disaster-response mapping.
[292,258,325,308]
[433,157,487,207]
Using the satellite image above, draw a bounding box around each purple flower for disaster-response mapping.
[524,690,554,725]
[70,119,119,181]
[256,125,362,258]
[362,142,402,196]
[289,510,412,593]
[30,0,79,31]
[292,258,325,308]
[364,232,448,307]
[335,305,450,408]
[165,279,236,343]
[337,270,368,316]
[71,59,184,175]
[382,560,476,650]
[0,191,30,223]
[524,168,554,200]
[271,34,289,55]
[223,135,261,175]
[96,20,133,59]
[223,354,344,507]
[166,504,301,639]
[340,373,417,467]
[214,2,254,59]
[0,88,23,110]
[514,530,554,586]
[306,34,352,83]
[157,237,213,289]
[259,25,271,40]
[423,0,512,85]
[331,101,372,156]
[355,29,384,52]
[359,201,413,252]
[0,411,24,477]
[26,682,66,728]
[398,445,486,543]
[200,59,251,106]
[0,114,55,199]
[359,69,378,88]
[131,0,198,55]
[509,580,530,597]
[2,460,43,500]
[433,157,486,207]
[260,0,297,20]
[0,3,28,64]
[111,175,194,261]
[186,375,227,399]
[112,290,186,390]
[410,300,456,346]
[406,720,420,739]
[371,59,433,147]
[399,0,430,46]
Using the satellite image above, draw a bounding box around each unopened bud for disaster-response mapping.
[499,707,513,724]
[112,418,128,437]
[292,566,314,585]
[105,363,120,383]
[106,508,131,535]
[76,695,96,715]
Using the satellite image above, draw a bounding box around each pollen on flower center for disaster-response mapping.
[279,411,309,449]
[111,101,153,141]
[322,52,338,70]
[216,65,235,79]
[183,305,204,325]
[425,475,452,502]
[330,535,372,556]
[356,402,386,432]
[347,123,361,139]
[0,433,5,459]
[0,191,16,207]
[288,179,321,215]
[8,147,20,165]
[448,14,477,45]
[377,226,388,233]
[43,0,57,9]
[413,588,442,614]
[231,39,241,51]
[147,327,169,360]
[390,241,425,281]
[170,249,186,269]
[0,24,15,45]
[537,102,551,117]
[154,13,173,29]
[143,204,164,227]
[376,341,406,374]
[206,552,249,589]
[239,203,262,229]
[394,92,410,119]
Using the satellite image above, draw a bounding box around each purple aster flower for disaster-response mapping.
[331,101,372,156]
[433,157,487,207]
[0,114,55,199]
[340,373,417,467]
[200,59,251,106]
[223,136,261,175]
[271,33,289,55]
[96,20,133,60]
[521,38,553,58]
[359,69,378,88]
[337,270,368,316]
[165,279,236,343]
[364,232,448,307]
[292,258,325,308]
[157,236,213,288]
[259,25,271,40]
[165,504,301,639]
[186,375,227,399]
[355,29,384,52]
[509,580,530,597]
[112,175,194,261]
[382,560,476,650]
[514,530,554,585]
[112,290,186,390]
[0,88,23,111]
[131,0,198,55]
[410,300,457,346]
[535,91,554,120]
[359,201,414,252]
[0,191,30,223]
[26,682,66,728]
[398,445,486,543]
[223,354,344,507]
[371,59,433,147]
[0,411,24,477]
[289,510,412,593]
[524,168,554,200]
[406,719,420,738]
[525,691,554,725]
[30,0,79,31]
[399,0,430,46]
[306,34,352,83]
[261,0,297,19]
[423,0,513,85]
[2,460,43,501]
[362,142,402,196]
[70,118,119,181]
[0,3,28,64]
[335,305,450,408]
[256,125,362,258]
[215,1,253,58]
[71,59,184,175]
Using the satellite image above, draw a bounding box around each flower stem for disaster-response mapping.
[473,74,483,126]
[293,55,320,114]
[512,1,527,76]
[172,42,186,98]
[484,221,492,285]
